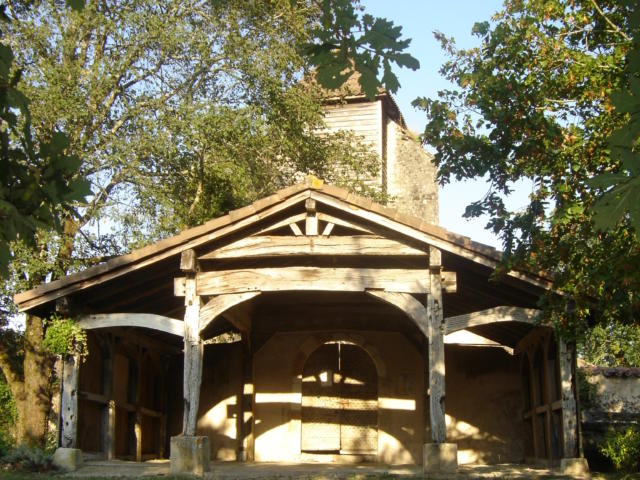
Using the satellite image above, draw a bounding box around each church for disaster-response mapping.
[14,84,587,475]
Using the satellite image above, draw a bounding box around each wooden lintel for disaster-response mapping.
[188,267,430,296]
[198,235,428,260]
[78,313,184,337]
[444,306,540,335]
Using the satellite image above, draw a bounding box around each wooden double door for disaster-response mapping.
[301,342,378,455]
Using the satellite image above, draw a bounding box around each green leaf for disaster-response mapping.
[66,0,85,12]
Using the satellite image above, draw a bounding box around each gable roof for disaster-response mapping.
[14,178,552,312]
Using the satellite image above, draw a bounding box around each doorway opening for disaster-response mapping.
[301,341,378,455]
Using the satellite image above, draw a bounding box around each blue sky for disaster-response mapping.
[363,1,534,248]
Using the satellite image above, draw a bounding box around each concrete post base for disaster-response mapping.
[423,443,458,473]
[560,457,589,476]
[170,436,210,476]
[52,447,83,472]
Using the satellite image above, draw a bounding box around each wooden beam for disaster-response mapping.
[321,222,335,236]
[78,313,184,337]
[60,354,80,448]
[180,249,197,273]
[441,271,457,294]
[305,198,318,236]
[199,292,260,334]
[289,222,303,236]
[182,266,203,436]
[179,267,430,296]
[444,306,540,335]
[366,291,428,338]
[428,246,446,444]
[316,212,373,235]
[559,339,578,458]
[199,235,428,260]
[252,213,306,236]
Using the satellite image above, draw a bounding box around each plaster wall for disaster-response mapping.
[196,343,244,461]
[252,331,425,465]
[445,345,525,465]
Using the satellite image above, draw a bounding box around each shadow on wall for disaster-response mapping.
[252,332,425,465]
[444,345,525,465]
[196,343,243,461]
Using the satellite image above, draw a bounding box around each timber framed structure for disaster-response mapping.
[15,179,584,473]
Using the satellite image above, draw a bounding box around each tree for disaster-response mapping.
[591,4,640,235]
[0,0,417,446]
[0,4,89,276]
[415,0,640,336]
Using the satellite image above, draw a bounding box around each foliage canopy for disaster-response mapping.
[416,0,640,334]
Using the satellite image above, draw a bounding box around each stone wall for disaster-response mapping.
[386,120,438,223]
[580,366,640,469]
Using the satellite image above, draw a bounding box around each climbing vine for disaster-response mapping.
[42,314,87,359]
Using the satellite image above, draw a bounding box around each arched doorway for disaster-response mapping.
[301,341,378,456]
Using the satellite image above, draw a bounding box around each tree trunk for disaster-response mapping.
[20,314,54,447]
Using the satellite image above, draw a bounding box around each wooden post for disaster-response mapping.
[428,246,446,443]
[240,335,254,461]
[60,354,80,448]
[99,335,116,460]
[305,198,318,236]
[559,338,578,458]
[134,350,143,462]
[181,249,203,436]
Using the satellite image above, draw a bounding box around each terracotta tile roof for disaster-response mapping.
[14,178,552,311]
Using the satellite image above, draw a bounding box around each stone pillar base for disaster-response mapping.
[52,448,83,472]
[560,457,589,476]
[170,436,210,476]
[423,443,458,473]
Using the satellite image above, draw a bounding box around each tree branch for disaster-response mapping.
[589,0,631,41]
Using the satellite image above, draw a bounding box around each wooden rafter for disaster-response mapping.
[444,306,540,335]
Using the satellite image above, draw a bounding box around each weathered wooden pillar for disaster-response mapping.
[53,353,84,472]
[99,335,116,460]
[170,249,210,475]
[239,334,254,461]
[558,338,589,475]
[134,349,143,462]
[181,249,203,436]
[423,246,457,473]
[60,354,80,448]
[427,246,446,444]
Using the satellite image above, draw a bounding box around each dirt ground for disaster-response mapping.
[61,460,587,479]
[4,459,637,479]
